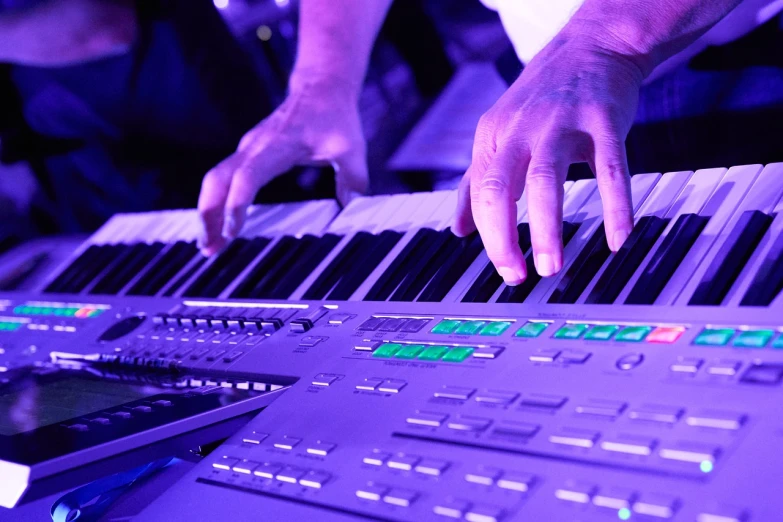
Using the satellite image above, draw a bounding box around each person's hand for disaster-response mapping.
[453,27,646,285]
[0,0,136,66]
[198,76,368,256]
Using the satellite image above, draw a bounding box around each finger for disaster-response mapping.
[526,140,567,277]
[473,146,529,286]
[333,146,369,206]
[593,134,633,252]
[197,153,243,256]
[452,171,475,237]
[224,140,303,239]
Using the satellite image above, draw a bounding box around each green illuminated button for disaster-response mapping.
[394,344,425,359]
[553,324,589,339]
[479,321,512,336]
[455,321,486,335]
[442,347,475,362]
[733,330,774,348]
[773,334,783,349]
[515,322,549,338]
[584,325,619,341]
[432,320,461,335]
[694,328,735,346]
[418,346,450,361]
[615,326,652,342]
[87,309,104,318]
[12,305,25,314]
[373,343,403,358]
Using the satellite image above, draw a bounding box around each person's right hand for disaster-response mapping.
[198,76,368,256]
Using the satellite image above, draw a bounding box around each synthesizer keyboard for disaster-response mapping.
[1,163,783,521]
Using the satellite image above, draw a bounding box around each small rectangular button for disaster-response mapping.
[299,336,325,347]
[584,324,619,340]
[615,325,652,342]
[418,345,450,361]
[479,321,512,336]
[442,346,475,362]
[356,378,384,391]
[592,487,636,510]
[600,435,656,456]
[490,421,540,441]
[555,481,596,503]
[231,460,259,475]
[628,405,683,424]
[465,469,501,486]
[300,470,331,488]
[328,313,352,324]
[515,321,549,338]
[394,344,425,359]
[553,323,589,339]
[379,317,410,332]
[671,357,703,373]
[362,451,390,466]
[432,319,461,334]
[354,340,382,352]
[560,350,591,363]
[694,328,735,346]
[270,435,301,450]
[401,318,430,333]
[741,363,783,385]
[475,390,518,405]
[575,399,626,419]
[212,456,238,470]
[373,343,402,358]
[707,360,742,376]
[465,504,504,522]
[378,379,407,393]
[550,427,599,448]
[497,472,535,492]
[434,386,475,400]
[473,346,504,359]
[697,508,748,522]
[276,466,306,484]
[306,441,336,456]
[383,489,418,507]
[685,411,746,430]
[519,393,567,410]
[732,329,774,348]
[356,484,387,501]
[447,416,491,432]
[456,320,487,335]
[312,373,338,387]
[387,454,420,471]
[659,442,719,463]
[357,317,386,331]
[773,333,783,348]
[223,350,244,363]
[253,462,281,479]
[433,499,470,519]
[242,431,268,444]
[529,348,560,363]
[407,411,447,426]
[632,494,679,519]
[647,326,686,344]
[414,459,449,476]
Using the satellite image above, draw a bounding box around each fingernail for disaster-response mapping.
[535,253,557,277]
[497,267,524,286]
[222,215,237,240]
[612,229,631,252]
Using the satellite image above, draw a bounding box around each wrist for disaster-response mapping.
[289,67,363,103]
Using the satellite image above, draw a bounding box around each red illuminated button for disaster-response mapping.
[647,326,686,344]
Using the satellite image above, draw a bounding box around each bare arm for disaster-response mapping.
[198,0,394,255]
[0,0,136,67]
[455,0,744,284]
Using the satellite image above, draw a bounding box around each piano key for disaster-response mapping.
[60,244,127,295]
[183,238,270,298]
[44,244,104,293]
[327,230,405,300]
[229,236,306,299]
[671,164,768,305]
[301,232,376,299]
[88,242,166,295]
[162,255,207,297]
[545,173,662,304]
[127,241,199,296]
[740,216,783,306]
[462,223,532,303]
[264,234,343,299]
[688,210,773,306]
[390,230,463,301]
[365,228,441,301]
[417,232,484,302]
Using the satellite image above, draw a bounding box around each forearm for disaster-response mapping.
[290,0,394,98]
[565,0,743,77]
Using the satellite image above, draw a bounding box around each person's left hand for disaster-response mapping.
[452,27,645,285]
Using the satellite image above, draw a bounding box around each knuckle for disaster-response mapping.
[478,176,511,198]
[526,164,560,189]
[597,160,630,184]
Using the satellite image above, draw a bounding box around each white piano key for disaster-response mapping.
[254,200,340,237]
[615,168,724,304]
[717,163,783,306]
[672,164,767,305]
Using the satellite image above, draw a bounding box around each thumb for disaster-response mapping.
[333,147,369,206]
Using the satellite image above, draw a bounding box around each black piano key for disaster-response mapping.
[127,241,199,296]
[417,232,484,302]
[45,244,103,293]
[689,210,773,306]
[547,224,611,304]
[266,234,342,299]
[586,216,669,305]
[188,238,270,298]
[462,224,532,303]
[247,235,318,298]
[231,236,301,298]
[89,242,165,295]
[497,221,579,303]
[60,244,128,294]
[162,255,207,297]
[302,232,374,300]
[364,229,438,301]
[625,214,709,305]
[327,230,404,300]
[740,227,783,306]
[391,230,461,301]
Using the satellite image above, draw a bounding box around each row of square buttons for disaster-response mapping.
[432,386,567,410]
[240,432,336,455]
[356,483,419,507]
[432,320,513,336]
[364,342,503,361]
[357,316,431,333]
[464,468,536,493]
[694,327,783,348]
[212,456,331,488]
[556,482,679,519]
[362,450,450,476]
[434,500,504,522]
[554,323,686,343]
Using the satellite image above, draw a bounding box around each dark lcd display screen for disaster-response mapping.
[0,377,171,436]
